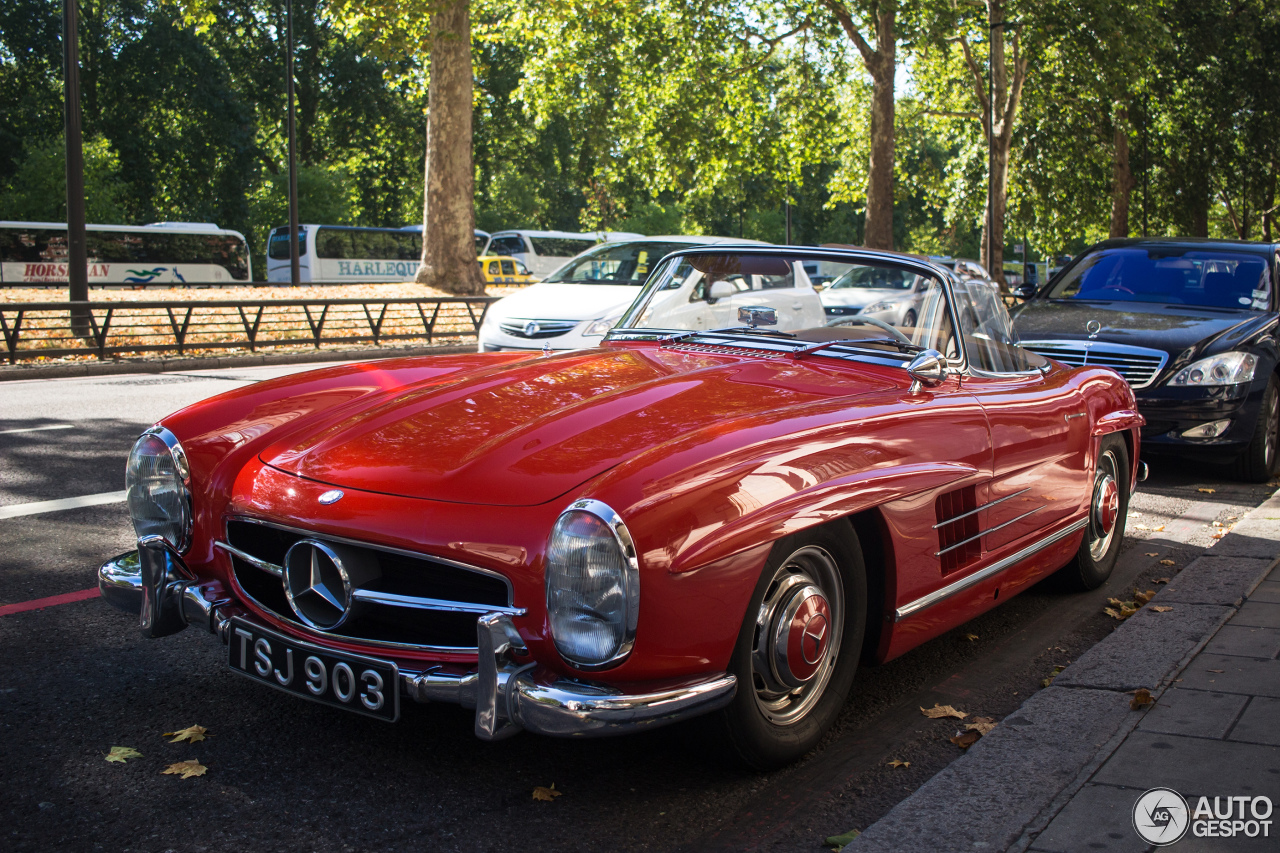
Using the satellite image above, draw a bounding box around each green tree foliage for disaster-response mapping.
[0,135,127,221]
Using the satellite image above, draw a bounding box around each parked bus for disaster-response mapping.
[486,229,643,278]
[266,224,491,282]
[0,221,251,284]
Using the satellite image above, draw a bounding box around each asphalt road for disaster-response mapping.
[1,364,1274,853]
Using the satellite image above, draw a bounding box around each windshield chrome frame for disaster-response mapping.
[607,245,972,375]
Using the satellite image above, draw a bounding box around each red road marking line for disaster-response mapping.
[0,587,99,617]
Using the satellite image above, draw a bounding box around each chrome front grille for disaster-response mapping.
[220,518,517,652]
[498,318,579,339]
[1021,340,1169,389]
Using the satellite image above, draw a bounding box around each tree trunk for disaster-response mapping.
[1262,164,1275,242]
[415,0,484,294]
[863,12,895,250]
[1110,103,1134,238]
[824,2,896,250]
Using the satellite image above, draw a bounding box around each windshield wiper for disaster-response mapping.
[660,327,796,346]
[791,337,924,359]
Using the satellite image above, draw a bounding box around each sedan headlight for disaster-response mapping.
[545,499,639,669]
[860,301,895,314]
[1168,352,1258,387]
[125,426,192,552]
[581,316,620,337]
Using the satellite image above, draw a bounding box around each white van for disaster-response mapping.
[485,229,643,279]
[478,236,826,352]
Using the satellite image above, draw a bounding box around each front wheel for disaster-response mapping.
[715,525,866,770]
[1232,374,1279,483]
[1059,435,1129,591]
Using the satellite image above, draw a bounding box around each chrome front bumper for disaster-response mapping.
[98,545,737,740]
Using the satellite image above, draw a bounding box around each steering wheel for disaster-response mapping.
[826,315,913,345]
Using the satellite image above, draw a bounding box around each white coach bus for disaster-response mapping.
[0,221,252,284]
[266,224,491,282]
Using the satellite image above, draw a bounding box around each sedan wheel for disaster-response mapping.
[717,525,866,770]
[1233,374,1280,483]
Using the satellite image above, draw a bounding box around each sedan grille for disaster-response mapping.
[498,319,579,339]
[1020,340,1169,389]
[221,518,516,652]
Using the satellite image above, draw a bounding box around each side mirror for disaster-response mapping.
[907,350,947,393]
[707,280,737,303]
[1013,282,1038,301]
[738,305,778,328]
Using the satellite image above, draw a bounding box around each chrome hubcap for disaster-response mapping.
[1089,450,1121,561]
[751,545,843,726]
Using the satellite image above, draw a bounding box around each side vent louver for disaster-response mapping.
[935,486,982,574]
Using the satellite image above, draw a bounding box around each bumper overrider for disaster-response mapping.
[99,539,736,741]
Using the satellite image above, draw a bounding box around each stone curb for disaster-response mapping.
[849,492,1280,853]
[0,344,478,382]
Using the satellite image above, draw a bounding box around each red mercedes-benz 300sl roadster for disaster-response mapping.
[101,247,1144,768]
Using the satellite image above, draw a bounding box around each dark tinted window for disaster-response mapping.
[544,241,691,285]
[268,227,308,260]
[488,235,527,255]
[1048,247,1271,310]
[529,236,597,257]
[315,228,419,260]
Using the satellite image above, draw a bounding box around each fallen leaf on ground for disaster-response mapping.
[965,717,998,735]
[963,633,979,642]
[1129,689,1155,710]
[1212,532,1225,539]
[1212,520,1223,527]
[104,746,141,764]
[887,759,910,769]
[1160,559,1176,566]
[1151,605,1173,612]
[162,759,206,779]
[950,730,981,749]
[1152,525,1165,532]
[1145,553,1159,557]
[1043,665,1065,687]
[1133,589,1156,605]
[163,725,208,744]
[1198,488,1217,494]
[532,783,562,802]
[825,829,860,849]
[1155,577,1171,584]
[920,704,967,720]
[1208,669,1224,673]
[1105,598,1139,619]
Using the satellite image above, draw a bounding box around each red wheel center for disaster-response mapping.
[785,593,832,683]
[1096,476,1119,535]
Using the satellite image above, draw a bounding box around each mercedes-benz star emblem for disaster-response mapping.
[282,540,351,630]
[801,612,829,665]
[318,489,344,505]
[1087,319,1102,339]
[523,320,541,337]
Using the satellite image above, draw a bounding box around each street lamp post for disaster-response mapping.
[286,0,300,287]
[63,0,88,328]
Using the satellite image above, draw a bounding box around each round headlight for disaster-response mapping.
[125,426,192,552]
[545,499,639,670]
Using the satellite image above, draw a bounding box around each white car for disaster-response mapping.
[485,229,644,279]
[479,237,826,351]
[818,264,932,328]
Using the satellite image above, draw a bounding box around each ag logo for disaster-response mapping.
[1133,787,1190,845]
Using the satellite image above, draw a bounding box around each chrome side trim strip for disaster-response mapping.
[213,540,282,576]
[352,589,526,617]
[932,487,1031,529]
[934,506,1043,556]
[896,518,1088,622]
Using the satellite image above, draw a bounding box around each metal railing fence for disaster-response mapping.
[0,296,498,363]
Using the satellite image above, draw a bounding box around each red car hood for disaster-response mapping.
[261,346,893,506]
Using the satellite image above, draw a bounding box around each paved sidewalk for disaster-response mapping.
[851,493,1280,852]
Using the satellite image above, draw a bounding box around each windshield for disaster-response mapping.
[1047,247,1271,310]
[827,264,917,290]
[543,241,692,285]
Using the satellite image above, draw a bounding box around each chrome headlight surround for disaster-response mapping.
[125,426,193,553]
[1167,351,1258,387]
[545,499,640,671]
[581,315,622,337]
[859,300,896,314]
